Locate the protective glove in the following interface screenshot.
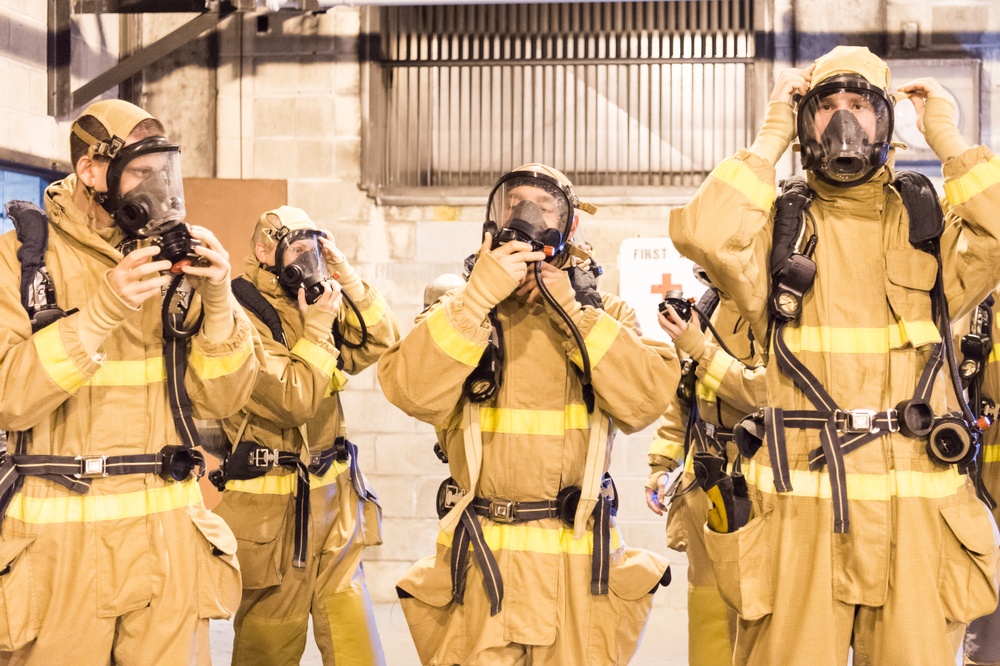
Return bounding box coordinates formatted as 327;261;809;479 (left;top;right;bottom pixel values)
329;258;366;301
693;452;752;533
540;266;584;336
197;276;236;344
77;272;139;356
922;96;969;163
749;100;796;166
458;250;520;327
672;323;707;362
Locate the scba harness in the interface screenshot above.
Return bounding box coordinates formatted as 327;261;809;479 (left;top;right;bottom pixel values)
0;201;205;524
735;172;989;534
210;277;376;569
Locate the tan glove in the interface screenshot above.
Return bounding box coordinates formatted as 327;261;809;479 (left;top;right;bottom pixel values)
329;258;366;301
198;278;236;344
458;250;520;327
749;101;796;166
302;303;338;346
922;96;969;163
77;273;139;356
672;323;707;362
540;267;583;335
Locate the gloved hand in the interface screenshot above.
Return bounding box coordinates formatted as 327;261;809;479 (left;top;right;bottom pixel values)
318;233;366;301
693;452;752;533
300;281;341;344
518;262;583;335
458;234;544;327
898;78;969;162
183;226;236;343
78;267;148;356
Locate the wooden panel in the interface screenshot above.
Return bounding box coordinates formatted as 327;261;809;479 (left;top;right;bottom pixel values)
184;177;286;509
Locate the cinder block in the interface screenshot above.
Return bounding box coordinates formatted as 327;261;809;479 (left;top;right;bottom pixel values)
295;138;334;179
215;138;242;179
415;221;482;263
386;221;415;261
289;180;370;223
365;473;419;518
9;16;43;66
334;138;361;181
5;62;30;114
252;58;300;96
333;95;361;137
297;59;336;94
334;7;362;37
253;96;293;138
360;560;415;603
340;389;423;434
374;433;450;477
333;63;361;97
369;517;439;562
251;137;292;180
295;96;336;137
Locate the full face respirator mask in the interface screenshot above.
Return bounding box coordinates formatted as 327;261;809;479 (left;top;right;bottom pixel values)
273;228;330;304
797;74;894;188
483;169;576;262
103;136;195;271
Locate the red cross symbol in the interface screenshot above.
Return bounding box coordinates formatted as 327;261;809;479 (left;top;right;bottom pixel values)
650;274;682;297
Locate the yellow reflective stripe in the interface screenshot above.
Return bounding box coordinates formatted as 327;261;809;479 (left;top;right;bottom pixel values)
33;323;89;393
188;339;253;381
290;338;339;377
944;156;1000;207
225;460;350;494
745;459;966;500
86;357;165;386
569;313;619;369
984;443;1000;465
479;404;590;436
323;368;350;397
782;322;939;354
6;478;202;524
437;523;624;555
710;159;776;211
648;437;684;463
345;293;387;329
696;348;735;402
426;307;485;367
988;345;1000;366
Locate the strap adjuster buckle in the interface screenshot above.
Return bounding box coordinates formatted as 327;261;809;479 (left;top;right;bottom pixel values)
249;448;279;468
74;455;108;479
885;408;900;433
488;498;516;523
839;409;877;434
704;423;716;439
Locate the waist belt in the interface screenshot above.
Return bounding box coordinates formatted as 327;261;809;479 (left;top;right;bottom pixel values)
308;437;377;504
0;445;205;525
451;476;617;616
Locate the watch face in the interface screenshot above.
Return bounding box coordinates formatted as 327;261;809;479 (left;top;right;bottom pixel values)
893;86;961;153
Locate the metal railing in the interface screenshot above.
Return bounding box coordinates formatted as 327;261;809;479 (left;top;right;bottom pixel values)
363;1;755;199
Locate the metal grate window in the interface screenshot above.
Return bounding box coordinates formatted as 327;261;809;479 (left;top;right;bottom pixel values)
362;1;755;199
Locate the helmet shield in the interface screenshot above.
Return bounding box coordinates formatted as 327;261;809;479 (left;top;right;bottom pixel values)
107;136;186;237
798;74;893;187
275;229;330;303
485;170;574;260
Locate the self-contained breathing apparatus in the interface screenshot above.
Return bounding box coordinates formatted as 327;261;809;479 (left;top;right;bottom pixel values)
733;171;992;533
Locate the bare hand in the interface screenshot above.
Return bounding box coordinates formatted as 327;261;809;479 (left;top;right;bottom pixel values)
645;473;670;515
516;260;570;303
480;232;546;284
318;231;346;265
297;280;342;316
108;245;172;308
658;305;700;340
771;64;814;104
897;78;948;133
181;225;231;288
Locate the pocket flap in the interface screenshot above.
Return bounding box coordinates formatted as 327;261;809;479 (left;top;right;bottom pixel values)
941;496;999;557
608;548;671;601
0;537;34;573
885;250;938;291
397;555;454;608
213;493;289;545
189;509;238;556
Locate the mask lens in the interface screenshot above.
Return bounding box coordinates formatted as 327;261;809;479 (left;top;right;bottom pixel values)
485;172;573;258
115;146;186;237
277;230;330;303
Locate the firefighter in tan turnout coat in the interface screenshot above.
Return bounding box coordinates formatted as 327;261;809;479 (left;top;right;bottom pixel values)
379;163;678;665
671;45;1000;665
213;206;398;665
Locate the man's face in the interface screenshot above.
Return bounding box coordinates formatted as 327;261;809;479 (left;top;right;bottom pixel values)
812;91;877;141
118;150;170;197
503;185;564;231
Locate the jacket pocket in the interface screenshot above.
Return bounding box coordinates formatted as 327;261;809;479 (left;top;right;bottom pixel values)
588;548;665;665
360;490;383;547
884;249;940;347
0;537;37;651
190;509;243;620
704;508;775;620
214;492;290;590
396;554;464;665
938;494;1000;623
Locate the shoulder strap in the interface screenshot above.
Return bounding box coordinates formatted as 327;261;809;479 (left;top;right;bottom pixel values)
894;170;945;250
769;176;814;280
4;200;70;332
231;276;287;347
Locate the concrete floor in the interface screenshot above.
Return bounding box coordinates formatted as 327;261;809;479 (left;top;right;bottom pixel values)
209;585;689;665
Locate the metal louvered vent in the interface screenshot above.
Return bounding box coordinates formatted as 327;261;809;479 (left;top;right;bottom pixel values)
362;1;755;200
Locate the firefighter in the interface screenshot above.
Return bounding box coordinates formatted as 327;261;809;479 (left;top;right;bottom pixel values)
671;45;1000;664
378;163;678;664
212;206;398;665
0;99;258;663
645;285;766;665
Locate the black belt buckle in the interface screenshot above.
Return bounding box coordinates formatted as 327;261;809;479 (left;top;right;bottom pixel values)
838;409;877;434
435;477;465;519
160;446;204;482
74;455;107;479
488;498;516;523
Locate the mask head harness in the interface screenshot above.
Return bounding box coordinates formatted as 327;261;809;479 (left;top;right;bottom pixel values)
797;73;894;188
483;165;591;262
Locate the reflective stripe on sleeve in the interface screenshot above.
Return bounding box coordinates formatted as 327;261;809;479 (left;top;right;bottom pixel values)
34;323;90;393
710;159;777;211
290;338;339;377
569;313;619;370
188;337;254;381
648;436;684;464
426;307;486;367
345;293;387;329
696;347;735;402
944;156;1000;207
6;478;202;524
745;459;966;500
479;404;590;436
